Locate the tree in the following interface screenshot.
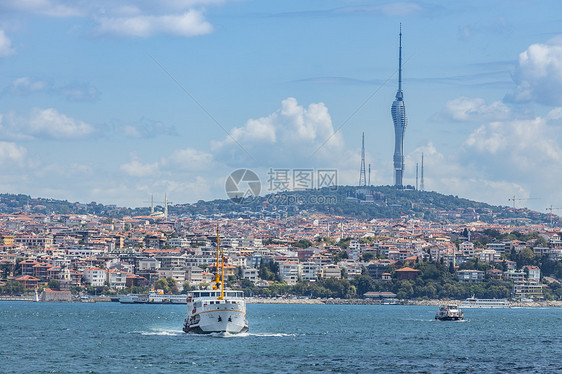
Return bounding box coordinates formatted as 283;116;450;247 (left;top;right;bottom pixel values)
48;280;60;291
360;252;375;262
351;275;373;296
154;278;170;293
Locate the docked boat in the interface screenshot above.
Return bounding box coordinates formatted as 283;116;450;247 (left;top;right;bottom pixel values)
459;296;511;308
183;226;248;334
147;289;188;304
118;291;187;304
118;293;148;304
435;304;464;321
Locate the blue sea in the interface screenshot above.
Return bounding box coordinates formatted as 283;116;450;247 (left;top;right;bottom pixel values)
1;302;561;373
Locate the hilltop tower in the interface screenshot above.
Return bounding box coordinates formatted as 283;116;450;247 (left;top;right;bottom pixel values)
391;25;408;188
420;153;424;191
359;132;367;187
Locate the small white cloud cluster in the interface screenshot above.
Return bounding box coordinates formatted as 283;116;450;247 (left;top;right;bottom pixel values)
0;108;94;140
510;38;562;105
95;10;212;38
0;141;27;167
213;97;344;167
5;77;100;102
1;0;222;38
0;30;15;57
442;96;511;122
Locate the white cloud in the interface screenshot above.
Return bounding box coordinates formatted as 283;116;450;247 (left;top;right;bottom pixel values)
167;148;213;170
7;77;49;94
120;159;159;177
0;30;15;57
112;118;177;138
465;117;561;167
0;1;225;38
404;143;530;209
0;0;82;17
60;83;100;101
0;141;27;167
213;97;344;167
0;108;95;140
509;38;562;105
95;10;212;38
441;97;511;122
28;108;94;139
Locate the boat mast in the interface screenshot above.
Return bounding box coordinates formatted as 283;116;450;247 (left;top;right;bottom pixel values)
214;224;221;289
220;235;225;301
213;224;225;300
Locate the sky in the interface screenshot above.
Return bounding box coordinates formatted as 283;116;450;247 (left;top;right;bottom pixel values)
0;0;562;212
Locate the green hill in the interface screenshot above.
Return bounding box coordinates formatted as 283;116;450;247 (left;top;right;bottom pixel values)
0;187;556;225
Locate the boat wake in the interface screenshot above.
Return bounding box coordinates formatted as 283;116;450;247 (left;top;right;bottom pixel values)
135;329;183;336
247;333;296;338
185;332;296;339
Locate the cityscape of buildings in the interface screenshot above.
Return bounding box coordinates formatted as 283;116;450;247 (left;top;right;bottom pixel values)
1;206;560;301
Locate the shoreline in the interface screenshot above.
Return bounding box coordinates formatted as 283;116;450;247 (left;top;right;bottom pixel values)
2;296;561;307
246;297;562;307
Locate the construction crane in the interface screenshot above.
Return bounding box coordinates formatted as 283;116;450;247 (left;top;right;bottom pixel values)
546;205;562;227
508;195;539;209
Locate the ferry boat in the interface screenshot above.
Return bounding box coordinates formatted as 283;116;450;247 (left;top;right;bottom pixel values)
435;304;464;321
459;296;511;308
183;226;248;334
118;293;148;304
118;290;187;304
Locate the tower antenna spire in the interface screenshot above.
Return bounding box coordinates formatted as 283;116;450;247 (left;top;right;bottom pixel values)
398;23;402;96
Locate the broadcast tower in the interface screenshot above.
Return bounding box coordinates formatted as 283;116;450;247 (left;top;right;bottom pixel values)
391;25;408;188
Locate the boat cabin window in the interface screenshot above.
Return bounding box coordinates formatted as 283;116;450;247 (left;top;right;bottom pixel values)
200;292;210;297
225;291;243;298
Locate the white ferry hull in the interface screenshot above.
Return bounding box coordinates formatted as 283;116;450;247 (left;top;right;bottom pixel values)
183;298;248;334
460;298;511;308
184;309;248;334
119;294;148;304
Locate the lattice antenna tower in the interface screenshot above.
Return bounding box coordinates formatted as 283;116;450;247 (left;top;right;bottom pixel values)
359;132;367;186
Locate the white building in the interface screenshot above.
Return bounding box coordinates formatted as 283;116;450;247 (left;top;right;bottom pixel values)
241;267;259;283
107;269;128;289
83;267;107;287
321;264;341;279
279;261;300;285
300;262;320;281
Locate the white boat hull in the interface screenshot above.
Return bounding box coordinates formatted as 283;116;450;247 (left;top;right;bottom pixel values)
184;300;248;334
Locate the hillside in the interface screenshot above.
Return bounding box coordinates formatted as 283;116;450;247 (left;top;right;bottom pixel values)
0;186;555;225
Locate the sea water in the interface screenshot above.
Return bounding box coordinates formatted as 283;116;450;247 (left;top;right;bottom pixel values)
1;302;561;373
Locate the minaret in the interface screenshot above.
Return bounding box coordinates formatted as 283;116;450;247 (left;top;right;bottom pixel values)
368;164;371;186
391;24;408;188
164;193;168;218
359;132;366;187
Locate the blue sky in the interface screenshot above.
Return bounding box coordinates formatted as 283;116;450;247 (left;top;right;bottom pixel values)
0;0;562;212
